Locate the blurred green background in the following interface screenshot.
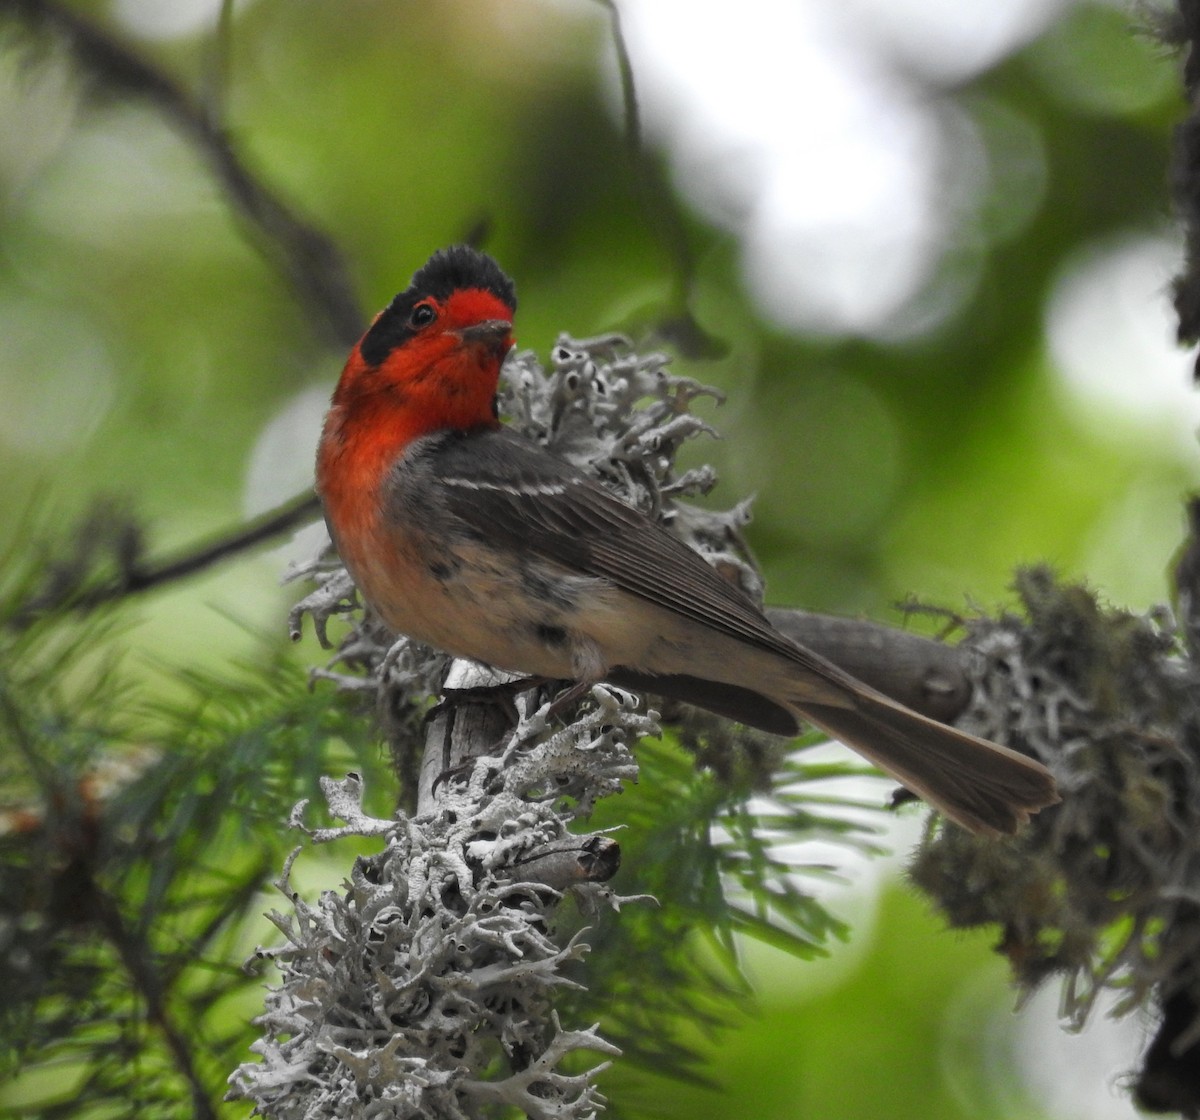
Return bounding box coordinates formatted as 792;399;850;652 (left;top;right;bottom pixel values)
0;0;1190;1116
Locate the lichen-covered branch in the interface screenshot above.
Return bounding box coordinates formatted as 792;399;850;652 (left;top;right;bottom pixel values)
229;749;637;1119
909;563;1200;1115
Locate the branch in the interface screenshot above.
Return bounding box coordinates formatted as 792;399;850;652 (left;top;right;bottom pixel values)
12;490;320;625
909;559;1200;1118
590;0;725;358
275;336;1200;1119
230;684;641;1119
766;607;971;723
0;0;367;621
1;0;366;349
592;0;641;154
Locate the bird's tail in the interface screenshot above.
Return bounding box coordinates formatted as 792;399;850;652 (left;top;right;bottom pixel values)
795;689;1058;836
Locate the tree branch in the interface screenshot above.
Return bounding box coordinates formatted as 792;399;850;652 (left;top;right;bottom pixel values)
0;0;366;622
252;338;893;1117
766;607;971;723
12;490;320;625
0;0;366;349
590;0;725;358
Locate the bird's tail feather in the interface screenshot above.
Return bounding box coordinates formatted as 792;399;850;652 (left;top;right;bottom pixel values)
796;690;1058;836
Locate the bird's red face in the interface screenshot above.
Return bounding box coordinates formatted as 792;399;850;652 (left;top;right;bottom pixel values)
318;247;519;527
331;247;518;437
416;286;515;363
339;285;513;405
382;285;513;398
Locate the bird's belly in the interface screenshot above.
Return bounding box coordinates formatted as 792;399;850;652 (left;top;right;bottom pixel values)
339;524;790;696
344;529;631;680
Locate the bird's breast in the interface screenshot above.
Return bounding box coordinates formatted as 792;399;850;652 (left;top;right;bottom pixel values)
344;508;624;681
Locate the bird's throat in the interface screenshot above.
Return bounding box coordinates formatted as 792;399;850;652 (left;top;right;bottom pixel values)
316;349;502;549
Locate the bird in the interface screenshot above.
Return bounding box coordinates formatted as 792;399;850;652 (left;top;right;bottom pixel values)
315;245;1059;835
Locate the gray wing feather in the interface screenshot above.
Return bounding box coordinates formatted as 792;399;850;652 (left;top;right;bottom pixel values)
424;427;857;684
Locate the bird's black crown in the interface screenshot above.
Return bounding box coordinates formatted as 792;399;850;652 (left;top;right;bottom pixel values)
410;246;516;312
358;246;517;366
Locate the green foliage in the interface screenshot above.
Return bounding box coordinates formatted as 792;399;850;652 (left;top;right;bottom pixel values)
0;550;391;1118
1;510;881;1120
563;735;881;1100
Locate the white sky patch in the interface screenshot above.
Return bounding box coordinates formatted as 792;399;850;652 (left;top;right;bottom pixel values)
746;739;926;906
1010;985;1147;1120
618;0;1064;337
940;971;1147;1120
110;0;1075;340
243;385;330;568
839;0;1072;83
243;385;327;518
110;0;236;41
740;86;946;335
1046;235;1199;451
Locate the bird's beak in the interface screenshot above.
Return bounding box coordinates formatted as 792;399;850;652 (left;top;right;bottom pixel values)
457;319;513;351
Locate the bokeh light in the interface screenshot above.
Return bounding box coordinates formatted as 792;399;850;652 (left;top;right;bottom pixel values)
619;0;1070;338
1047;233;1195;447
0;298;114;458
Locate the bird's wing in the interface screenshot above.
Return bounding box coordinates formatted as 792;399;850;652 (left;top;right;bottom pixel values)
414;429;1064;837
418;426;854;686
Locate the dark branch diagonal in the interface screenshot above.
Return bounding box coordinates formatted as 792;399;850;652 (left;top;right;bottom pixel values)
0;0;366;349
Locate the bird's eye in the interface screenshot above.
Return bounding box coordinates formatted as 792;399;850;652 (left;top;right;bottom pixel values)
410;302;436;328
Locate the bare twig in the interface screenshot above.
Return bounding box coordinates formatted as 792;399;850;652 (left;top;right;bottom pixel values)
13;490;320;625
199;0;237;130
0;0;363;619
589;0;724;357
591;0;641;154
84;490;320;603
1;0;366;349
